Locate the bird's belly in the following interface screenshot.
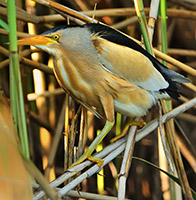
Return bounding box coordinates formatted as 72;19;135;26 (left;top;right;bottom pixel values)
114;100;151;117
112;83;156;117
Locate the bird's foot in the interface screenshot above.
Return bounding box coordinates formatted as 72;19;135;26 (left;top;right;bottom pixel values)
88;156;104;167
70;120;114;168
129;120;146;128
70;154;104;168
110;118;146;143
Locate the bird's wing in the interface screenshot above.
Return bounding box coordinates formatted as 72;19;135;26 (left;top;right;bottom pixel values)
85;23;189;95
91;35;168;92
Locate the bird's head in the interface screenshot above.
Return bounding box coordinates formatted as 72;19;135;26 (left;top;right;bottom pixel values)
17;25;70;57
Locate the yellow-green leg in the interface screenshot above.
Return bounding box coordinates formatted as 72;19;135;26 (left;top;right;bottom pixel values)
71;120;115;168
110;117;146;144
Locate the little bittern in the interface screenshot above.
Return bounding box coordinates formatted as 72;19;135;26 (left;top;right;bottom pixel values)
17;23;189;167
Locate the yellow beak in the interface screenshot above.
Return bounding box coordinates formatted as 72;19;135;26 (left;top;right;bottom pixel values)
17;35;52;46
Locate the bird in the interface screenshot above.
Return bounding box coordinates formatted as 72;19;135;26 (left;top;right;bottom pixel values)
17;22;190;167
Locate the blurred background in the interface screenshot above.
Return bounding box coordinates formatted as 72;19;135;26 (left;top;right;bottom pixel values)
0;0;196;199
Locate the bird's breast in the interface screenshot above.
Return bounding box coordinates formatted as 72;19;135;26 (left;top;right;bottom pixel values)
53;56;102;109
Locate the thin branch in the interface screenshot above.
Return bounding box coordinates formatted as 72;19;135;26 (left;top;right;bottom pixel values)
28;111;54;134
153;48;196;76
0;0;40;23
148;0;160;42
27;88;64;101
34;98;196;199
33;0;94;23
38;8;196;22
118;123;138;200
45;101;65;178
158;101;174;172
112;16;138;29
136;98;196;142
176;134;196;173
57;143;126;198
34;138;126;200
66;190;131;200
0;27;33;37
23;159;60;200
0;45;53;74
167;48;196;56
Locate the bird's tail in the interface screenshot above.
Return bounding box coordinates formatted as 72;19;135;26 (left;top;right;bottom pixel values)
157;63;190;84
153;59;190;100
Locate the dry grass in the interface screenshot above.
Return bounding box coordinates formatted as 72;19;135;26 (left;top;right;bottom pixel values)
0;0;196;199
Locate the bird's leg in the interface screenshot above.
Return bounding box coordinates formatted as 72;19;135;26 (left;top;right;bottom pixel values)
71;120;114;168
110;117;146;143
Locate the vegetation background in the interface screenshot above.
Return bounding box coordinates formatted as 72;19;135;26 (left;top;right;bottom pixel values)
0;0;196;199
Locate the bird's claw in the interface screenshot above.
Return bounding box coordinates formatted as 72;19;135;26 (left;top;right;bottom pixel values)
110;120;146;143
70;155;104;168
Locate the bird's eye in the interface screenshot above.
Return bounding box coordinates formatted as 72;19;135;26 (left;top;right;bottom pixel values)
52;34;60;41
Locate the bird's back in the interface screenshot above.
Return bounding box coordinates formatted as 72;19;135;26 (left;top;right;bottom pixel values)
84;23;190;100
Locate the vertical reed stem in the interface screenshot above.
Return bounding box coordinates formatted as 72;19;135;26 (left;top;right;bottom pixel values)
7;0;30;159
